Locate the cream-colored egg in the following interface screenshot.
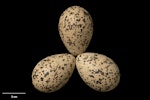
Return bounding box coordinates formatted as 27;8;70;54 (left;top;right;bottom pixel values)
76;52;120;92
32;53;76;93
58;5;93;56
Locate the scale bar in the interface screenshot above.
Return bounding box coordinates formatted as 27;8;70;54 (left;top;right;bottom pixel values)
2;92;26;94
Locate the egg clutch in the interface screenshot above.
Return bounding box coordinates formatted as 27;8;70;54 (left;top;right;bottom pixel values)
32;6;120;93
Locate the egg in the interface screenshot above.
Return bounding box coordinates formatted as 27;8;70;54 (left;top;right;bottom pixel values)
58;5;93;56
76;52;120;92
32;53;76;93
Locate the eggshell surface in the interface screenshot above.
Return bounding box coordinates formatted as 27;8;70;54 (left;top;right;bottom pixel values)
32;53;76;93
58;6;93;56
76;52;120;92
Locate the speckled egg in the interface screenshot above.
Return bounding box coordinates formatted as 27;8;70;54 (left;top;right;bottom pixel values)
76;52;120;92
58;5;93;56
32;53;76;93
